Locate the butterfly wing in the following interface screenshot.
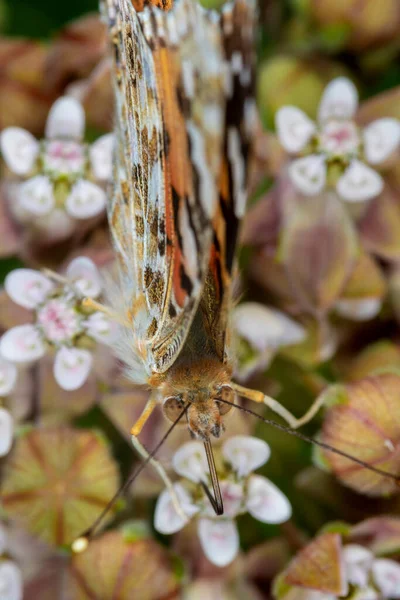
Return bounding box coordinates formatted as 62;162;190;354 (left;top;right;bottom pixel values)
105;0;226;376
200;0;258;362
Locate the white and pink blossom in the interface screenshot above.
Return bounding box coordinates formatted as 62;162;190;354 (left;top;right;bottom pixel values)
0;358;18;458
233;302;306;381
154;436;291;567
0;97;113;232
0;257;114;391
0;560;23;600
276;77;400;202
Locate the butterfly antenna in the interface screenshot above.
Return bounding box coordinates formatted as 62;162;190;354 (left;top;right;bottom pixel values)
203;439;224;516
217;397;400;485
72;404;188;554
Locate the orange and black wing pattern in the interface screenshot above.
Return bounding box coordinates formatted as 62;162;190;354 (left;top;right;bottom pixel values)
201;0;258;362
104;0;226;376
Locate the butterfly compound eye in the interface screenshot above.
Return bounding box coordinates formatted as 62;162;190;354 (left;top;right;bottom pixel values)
216;384;234;416
163;395;186;423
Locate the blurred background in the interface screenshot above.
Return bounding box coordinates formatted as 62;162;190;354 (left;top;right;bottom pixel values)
1;0;400;597
1;0;97;36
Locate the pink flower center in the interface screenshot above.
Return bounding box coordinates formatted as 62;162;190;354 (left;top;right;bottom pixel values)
36;298;81;344
43;140;85;176
319;120;359;156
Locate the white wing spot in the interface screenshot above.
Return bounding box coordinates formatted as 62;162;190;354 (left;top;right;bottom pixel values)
187;120;216;219
228;126;246;218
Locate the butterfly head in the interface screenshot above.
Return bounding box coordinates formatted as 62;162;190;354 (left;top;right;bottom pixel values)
163;383;234;441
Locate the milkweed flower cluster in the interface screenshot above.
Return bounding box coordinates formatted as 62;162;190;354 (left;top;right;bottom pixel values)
276;77;400;202
0;96;113;239
0;257;114;391
154;436;292;567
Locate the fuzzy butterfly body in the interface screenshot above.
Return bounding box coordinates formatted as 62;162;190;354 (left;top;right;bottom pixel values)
104;0;256;440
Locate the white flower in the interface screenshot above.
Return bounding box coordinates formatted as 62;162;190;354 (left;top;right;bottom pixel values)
0;96;113;224
335;298;382;322
0;408;14;457
0;356;23;458
0;561;23;600
342;544;374;588
233;302;306;381
66;257;102;298
0;128;39;175
154;483;199;535
0;358;18;397
154;436;291;567
372;558;400;599
53;347;93;392
0;258;111;391
276;77;400;202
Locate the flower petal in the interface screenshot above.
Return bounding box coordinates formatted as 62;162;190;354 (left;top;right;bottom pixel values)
5;269;53;309
0;408;13;456
53;347;93;391
89;133;114;181
342;544;374;588
0;561;23;600
337;160;383;202
318;77;358;123
84;312;116;344
197;518;239;567
45;96;85;140
172;440;208;483
372;558;400;598
18;175;55;216
335;298;382;321
275;106;316;153
154;483;198;534
0;325;45;363
0;127;39;175
246;475;292;524
336;160;384;202
65;180;106;219
0;358;18;396
233;302;306;352
66;257;102;298
222;435;270;477
363;118;400;165
220;481;245;518
288;155;327;196
41;209;75;242
201;480;245;518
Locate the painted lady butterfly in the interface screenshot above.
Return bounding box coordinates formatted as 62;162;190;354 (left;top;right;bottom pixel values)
101;0;257;512
72;1;400;550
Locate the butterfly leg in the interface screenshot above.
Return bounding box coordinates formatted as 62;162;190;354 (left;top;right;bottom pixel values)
131;395;158;436
131;434;189;522
81;297;129;327
130;395;189;521
231;383;325;429
41;268;69;286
